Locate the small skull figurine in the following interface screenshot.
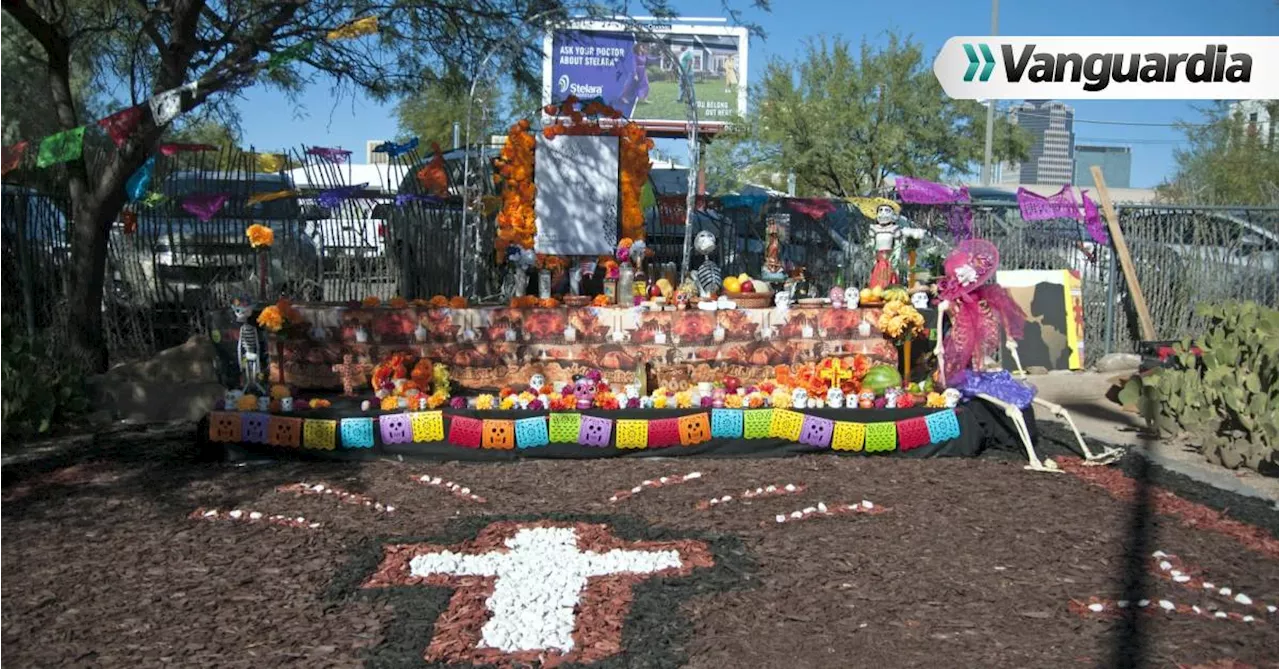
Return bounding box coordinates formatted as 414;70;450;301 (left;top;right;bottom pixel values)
712;388;727;409
828;286;845;309
807;397;821;409
943;388;962;408
774;291;791;310
826;387;845;408
845;286;860;309
910;291;930;310
790;387;809;409
884;387;903;409
857;391;876;409
845;391;860;408
624;384;640;400
572;375;597;410
639;396;655;409
529;373;547;392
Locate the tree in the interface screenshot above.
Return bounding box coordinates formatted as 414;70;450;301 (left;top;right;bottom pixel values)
745;34;1028;197
0;9;102;145
1157;101;1279;206
395;68;499;150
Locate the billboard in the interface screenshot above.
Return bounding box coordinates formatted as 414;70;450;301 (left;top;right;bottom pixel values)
543;21;749;133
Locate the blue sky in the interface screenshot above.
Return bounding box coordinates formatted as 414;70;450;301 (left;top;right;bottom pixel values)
234;0;1279;188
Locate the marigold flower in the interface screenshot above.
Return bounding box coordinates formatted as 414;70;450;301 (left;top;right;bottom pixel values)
449;296;468;308
362;296;381;307
256;305;284;332
388;296;408;309
246;223;274;248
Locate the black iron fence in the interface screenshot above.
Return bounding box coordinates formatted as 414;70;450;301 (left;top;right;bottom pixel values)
3;148;1275;365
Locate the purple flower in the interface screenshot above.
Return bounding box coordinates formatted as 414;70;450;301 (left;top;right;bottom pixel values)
585;368;603;382
873;397;887;409
625;397;640;409
450;396;467;409
700;396;714;408
528;399;545;411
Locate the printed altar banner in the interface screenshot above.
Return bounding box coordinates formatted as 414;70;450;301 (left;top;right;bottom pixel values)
1080;192;1109;245
150;82;197;126
544;22;748;129
36;127;85;167
126;156;156;202
373;137;419;158
1017;185;1079;221
534;134;619;256
306;146;352;164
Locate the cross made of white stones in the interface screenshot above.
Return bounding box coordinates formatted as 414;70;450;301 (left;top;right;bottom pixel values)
363;522;711;664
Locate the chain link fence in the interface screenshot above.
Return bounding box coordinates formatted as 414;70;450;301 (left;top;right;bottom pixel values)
3;150;1275;366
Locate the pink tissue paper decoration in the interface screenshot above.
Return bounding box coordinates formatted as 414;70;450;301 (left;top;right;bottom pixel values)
97;107;144;147
896;177;970;205
306;146;352;164
1016;185;1079;221
181;193;230;222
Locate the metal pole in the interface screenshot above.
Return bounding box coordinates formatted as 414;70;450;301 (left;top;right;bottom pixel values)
1104;240;1117;355
980;0;999;186
452;122;461;150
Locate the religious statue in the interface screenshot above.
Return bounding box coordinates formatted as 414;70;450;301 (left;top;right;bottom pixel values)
762;215;789;283
865;199;924;290
230;296;267;396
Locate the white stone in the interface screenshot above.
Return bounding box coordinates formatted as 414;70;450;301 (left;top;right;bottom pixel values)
1214;612;1228;619
229;510;243;519
386;506;395;512
775;515;786;523
1243;615;1255;623
765;485;776;492
1151;550;1168;558
431;477;442;485
1158;600;1175;611
203;509;218;517
784;484;796;492
1203;582;1215;589
642;480;653;486
754;488;764;494
1267;605;1277;613
1158;561;1172;571
1219;587;1232;596
1137;599;1150;607
1087;603;1104;612
1173;575;1191;583
631;487;642;493
460;487;471;494
1116;600;1129;608
862;500;874;509
1192;606;1201;614
309;522;320;528
249;512;263;520
790;511;803;519
295;517;305;523
420;475;430;482
817;503;828;513
1234;593;1252;605
802;507;817;515
659;477;669;483
720;495;732;502
685;472;702;479
608;496;618;503
409;527;682;653
312;484;326;492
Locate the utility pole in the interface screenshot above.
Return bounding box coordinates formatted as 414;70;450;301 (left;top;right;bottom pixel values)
453;121;461;150
980;0;999;186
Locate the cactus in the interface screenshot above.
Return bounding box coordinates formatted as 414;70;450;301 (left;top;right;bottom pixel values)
1120;302;1278;473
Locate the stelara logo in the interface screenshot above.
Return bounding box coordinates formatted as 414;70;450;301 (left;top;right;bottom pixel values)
555;74;603;97
935;36;1279;100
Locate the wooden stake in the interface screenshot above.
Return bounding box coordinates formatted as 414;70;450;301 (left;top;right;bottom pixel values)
1090;166;1156;342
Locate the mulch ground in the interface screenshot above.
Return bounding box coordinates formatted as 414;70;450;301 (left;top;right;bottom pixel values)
2;423;1276;668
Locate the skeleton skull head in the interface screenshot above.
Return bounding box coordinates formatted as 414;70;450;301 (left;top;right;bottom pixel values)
529;373;546;392
943;388;962;408
826;387;845;408
230;298;255;323
790;387;809;408
844;286;860;308
884;387;903;409
911;291;930;310
573;376;597;408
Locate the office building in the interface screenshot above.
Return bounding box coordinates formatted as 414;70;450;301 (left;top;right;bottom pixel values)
1074;145;1132;188
1231;100;1276;148
1005;100;1075;185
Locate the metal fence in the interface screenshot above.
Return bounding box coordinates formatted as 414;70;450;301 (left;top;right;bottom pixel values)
2;151;1275;365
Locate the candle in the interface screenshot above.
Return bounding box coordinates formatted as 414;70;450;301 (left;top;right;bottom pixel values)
564;326;577;342
654;330;667;345
505;329;518;342
713;326;726;343
858;321;872;337
802;325;814;339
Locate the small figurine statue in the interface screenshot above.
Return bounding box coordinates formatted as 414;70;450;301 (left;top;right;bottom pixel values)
231;297;267;396
693;231;721;298
773;290;791;311
712;388;727;408
828;286;845;309
857;390;876;409
943;387;962;408
762;215;789;283
572;375;597;410
866;199;925;290
826;387;845;408
911;291;930;310
529;373;547;393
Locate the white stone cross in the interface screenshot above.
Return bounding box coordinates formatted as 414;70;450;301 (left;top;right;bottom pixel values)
408;526;682;653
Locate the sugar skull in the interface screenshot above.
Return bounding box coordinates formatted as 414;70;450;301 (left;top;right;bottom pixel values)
224;389;244;410
845;286;860;309
884;387;903;409
573;375;597;410
826;387;845;408
529;373;546;392
829;286;845;309
943;388;962;408
845;392;860;408
858;391;876;409
911;291;930;310
280;396;294;412
639;396;655;409
712;388;727;409
790;387;809;409
774;291;791;310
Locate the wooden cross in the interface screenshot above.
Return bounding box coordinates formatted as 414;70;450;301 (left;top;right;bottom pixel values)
818;357;853;390
331;354;372;396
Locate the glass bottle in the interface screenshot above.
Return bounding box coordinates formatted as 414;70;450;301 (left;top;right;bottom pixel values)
618;265;635;306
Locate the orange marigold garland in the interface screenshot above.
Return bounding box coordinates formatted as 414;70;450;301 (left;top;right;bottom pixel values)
495;99;651;262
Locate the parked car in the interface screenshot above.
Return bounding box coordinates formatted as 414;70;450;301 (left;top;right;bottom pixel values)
108;171;323;308
302;198;396;259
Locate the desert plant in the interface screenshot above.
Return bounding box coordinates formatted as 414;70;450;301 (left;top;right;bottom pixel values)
1;317;90;442
1120;301;1279;472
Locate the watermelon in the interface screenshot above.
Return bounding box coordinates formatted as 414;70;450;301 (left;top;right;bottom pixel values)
862;365;903;396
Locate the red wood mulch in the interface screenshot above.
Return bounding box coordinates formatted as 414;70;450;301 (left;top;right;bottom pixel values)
1;439;1276;668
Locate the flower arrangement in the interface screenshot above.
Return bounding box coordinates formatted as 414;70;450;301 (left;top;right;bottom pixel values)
256;298;304;333
537;255;569;272
426;391;448;409
246;223;274;248
591;295;611;307
499;396;517;410
594;391;620;410
496;98;652;260
428;295;449;308
475;394;495;410
362;296;381;307
616;237;634;262
510;295;539;309
388;296;409;309
878;301;926;340
538;297;560;308
381;395;400;410
449;296;468;308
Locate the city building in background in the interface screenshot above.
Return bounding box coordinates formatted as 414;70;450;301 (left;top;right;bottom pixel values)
1230;100;1277;148
1004;100;1076;185
1074;145;1132;188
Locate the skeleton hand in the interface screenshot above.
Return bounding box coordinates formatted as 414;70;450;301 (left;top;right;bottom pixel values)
243;352;258;361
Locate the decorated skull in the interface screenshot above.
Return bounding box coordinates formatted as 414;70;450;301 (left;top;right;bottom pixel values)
844;286;860;309
694;230;717;256
624;383;640;400
529;373;546;392
943;388;962;408
826;387;845;408
910;291;930;310
712;388;727;409
639;396;655;409
573;375;597;409
857;391;876;409
774;291;791;309
828;286;845;309
884;387;903;409
790;387;809;408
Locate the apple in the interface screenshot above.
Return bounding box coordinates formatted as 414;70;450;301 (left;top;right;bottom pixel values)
740;280;756;293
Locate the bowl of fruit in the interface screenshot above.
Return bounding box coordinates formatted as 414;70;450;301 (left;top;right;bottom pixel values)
858;285;909;307
722;273;773;308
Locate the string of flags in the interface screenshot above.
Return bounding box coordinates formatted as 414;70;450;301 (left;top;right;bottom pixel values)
0;14;382;177
207;407;967;453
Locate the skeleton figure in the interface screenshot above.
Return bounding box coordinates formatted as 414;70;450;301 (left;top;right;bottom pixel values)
231;297;266;396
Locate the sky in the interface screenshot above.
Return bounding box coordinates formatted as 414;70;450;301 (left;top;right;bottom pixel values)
234;0;1280;189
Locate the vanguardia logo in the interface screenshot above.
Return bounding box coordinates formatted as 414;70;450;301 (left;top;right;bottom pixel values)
963;44;996;82
1001;44;1252;91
